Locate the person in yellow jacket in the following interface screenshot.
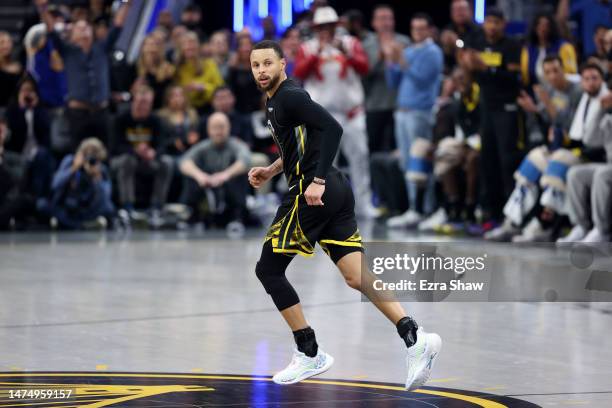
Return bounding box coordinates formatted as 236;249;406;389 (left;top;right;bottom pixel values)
521;13;577;87
175;31;224;111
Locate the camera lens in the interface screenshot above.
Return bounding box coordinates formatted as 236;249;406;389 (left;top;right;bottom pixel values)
87;156;98;165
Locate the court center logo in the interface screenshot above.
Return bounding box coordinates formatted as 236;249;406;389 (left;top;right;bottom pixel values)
0;372;541;407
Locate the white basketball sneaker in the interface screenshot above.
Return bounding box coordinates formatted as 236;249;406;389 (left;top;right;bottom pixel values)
272;348;334;385
405;327;442;391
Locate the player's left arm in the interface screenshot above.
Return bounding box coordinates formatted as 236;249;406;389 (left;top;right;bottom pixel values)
283;90;343;205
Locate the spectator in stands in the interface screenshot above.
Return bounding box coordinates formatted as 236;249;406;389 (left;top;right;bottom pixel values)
419;67;481;232
0;116;38;230
280;27;300;78
557;0;612;58
385;13;444;228
23;12;67;109
203;86;253;146
209;30;231;80
0;31;23;108
262;16;279;41
179;112;251;227
5;76;56;200
486;61;605;242
460;7;523;228
156;10;174;33
167;24;187;62
342;9;370;41
37;0;130;151
521;13;577;88
44;137;114;229
158;85;200;156
136;35;175;110
227;35;262;114
294;6;378;218
447;0;481;42
560;90;612;243
175;31;224;113
590;25;609;62
111;85;173;228
180;4;205;41
362;4;410;153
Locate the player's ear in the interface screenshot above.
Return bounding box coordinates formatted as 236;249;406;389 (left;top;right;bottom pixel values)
280;57;286;70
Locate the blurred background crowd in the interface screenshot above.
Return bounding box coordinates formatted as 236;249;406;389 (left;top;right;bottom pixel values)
0;0;610;243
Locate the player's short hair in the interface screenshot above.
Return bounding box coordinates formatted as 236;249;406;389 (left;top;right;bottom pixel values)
579;62;605;78
543;54;563;66
252;40;284;59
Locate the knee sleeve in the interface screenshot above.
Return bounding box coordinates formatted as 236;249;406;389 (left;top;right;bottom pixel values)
255;243;300;311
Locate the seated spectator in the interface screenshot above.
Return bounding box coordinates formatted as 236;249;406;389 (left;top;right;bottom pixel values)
158;85;200;156
23;14;67;109
0;31;23;108
42;138;114;230
208;30;231;80
559;90;612;243
486;62;607;242
179;112;251;227
202;86;253;146
5;76;56;200
521;13;577;88
110;85;173;227
227;34;263;114
0;116;38;230
37;0;130;150
174;31;224;113
136;35;175;110
419;67;482;232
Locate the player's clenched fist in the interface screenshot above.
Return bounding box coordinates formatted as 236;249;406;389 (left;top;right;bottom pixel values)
248;167;272;188
304;183;325;206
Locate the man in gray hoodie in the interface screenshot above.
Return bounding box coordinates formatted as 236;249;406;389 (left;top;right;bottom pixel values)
560;90;612;243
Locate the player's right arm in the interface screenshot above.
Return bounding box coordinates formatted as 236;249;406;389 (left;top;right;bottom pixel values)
248;158;282;189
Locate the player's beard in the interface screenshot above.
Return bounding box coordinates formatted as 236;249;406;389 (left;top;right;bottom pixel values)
258;72;281;92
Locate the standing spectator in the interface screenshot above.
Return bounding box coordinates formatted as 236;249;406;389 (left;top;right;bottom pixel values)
294;6;378;218
447;0;482;42
179;112;251;227
560;91;612;243
385;13;444;228
37;0;130;151
167;25;187;62
280;27;301;78
209;30;231;80
342;9;370;41
157;85;200;156
590;25;610;61
136;35;175;110
203;86;253;146
362;4;410;153
44;138;114;230
227;35;263;114
262;16;279;41
175;31;224;113
180;4;205;41
0;31;23;108
461;7;524;225
111;86;173;227
521;13;577;88
5;76;56;200
23;12;68;108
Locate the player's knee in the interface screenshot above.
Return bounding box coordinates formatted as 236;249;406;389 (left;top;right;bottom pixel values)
255;260;286;294
342;269;362;291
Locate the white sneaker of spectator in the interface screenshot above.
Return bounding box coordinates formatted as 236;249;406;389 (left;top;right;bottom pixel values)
418;208;447;232
579;228;610;243
556;225;587;243
484;219;520;242
357;203;382;220
386;210;423;228
512;218;552;242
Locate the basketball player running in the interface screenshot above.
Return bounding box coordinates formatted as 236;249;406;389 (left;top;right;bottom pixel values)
249;40;441;390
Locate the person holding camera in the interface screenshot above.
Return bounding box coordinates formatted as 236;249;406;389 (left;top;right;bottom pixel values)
43;137;114;229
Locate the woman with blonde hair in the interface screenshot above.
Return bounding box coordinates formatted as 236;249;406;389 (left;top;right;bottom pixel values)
158;85;200;155
174;31;224;112
136;34;175;109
